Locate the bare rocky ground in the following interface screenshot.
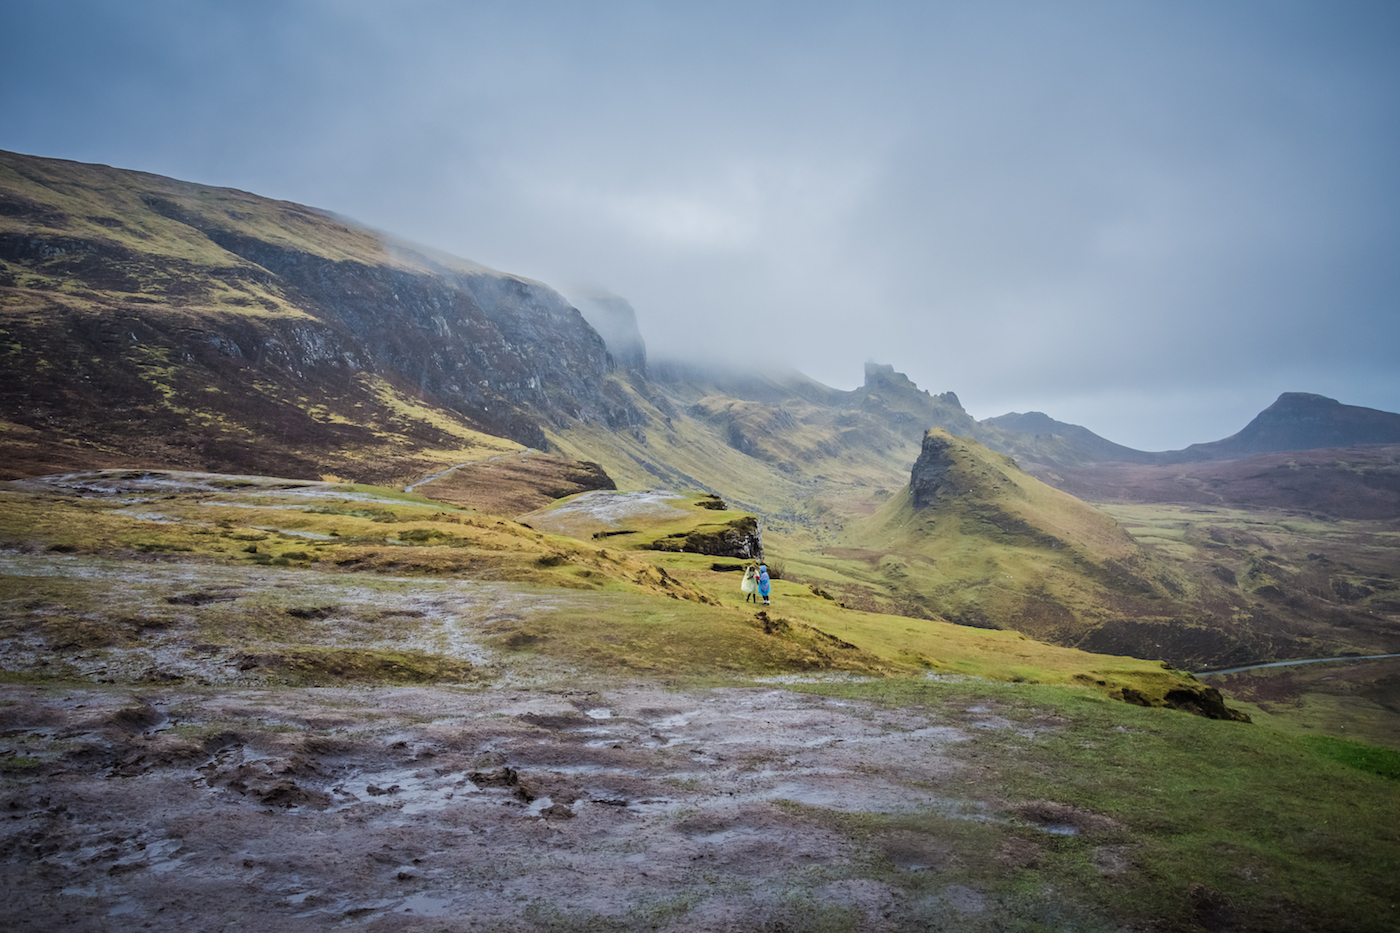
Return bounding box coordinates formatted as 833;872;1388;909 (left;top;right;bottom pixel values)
0;680;1102;932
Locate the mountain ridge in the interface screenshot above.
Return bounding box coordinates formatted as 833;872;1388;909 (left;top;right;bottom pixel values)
983;392;1400;469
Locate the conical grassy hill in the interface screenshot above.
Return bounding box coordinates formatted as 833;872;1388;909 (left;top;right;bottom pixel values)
847;429;1181;645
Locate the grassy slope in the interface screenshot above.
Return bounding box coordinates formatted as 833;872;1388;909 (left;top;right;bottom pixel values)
838;432;1171;642
554;383;1394;680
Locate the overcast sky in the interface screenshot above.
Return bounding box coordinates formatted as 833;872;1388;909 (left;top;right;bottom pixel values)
4;1;1398;449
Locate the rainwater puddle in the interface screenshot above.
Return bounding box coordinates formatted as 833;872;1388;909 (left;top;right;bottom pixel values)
332;767;480;815
753;779;987;820
759;781;914;812
540;763;642;777
112;510;189;524
1038;824;1078;836
752;673;882;685
691;828;762;846
397;893;454;916
649;713;693;730
253;526;336;540
585;708;612;719
620;797;676;816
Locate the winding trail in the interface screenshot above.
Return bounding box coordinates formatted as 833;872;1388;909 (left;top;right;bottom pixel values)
1196;653;1400;677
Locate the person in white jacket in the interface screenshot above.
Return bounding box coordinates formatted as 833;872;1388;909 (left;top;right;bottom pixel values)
741;564;760;603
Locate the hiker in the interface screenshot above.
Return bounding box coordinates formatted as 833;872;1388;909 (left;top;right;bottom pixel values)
741;563;760;603
757;563;771;606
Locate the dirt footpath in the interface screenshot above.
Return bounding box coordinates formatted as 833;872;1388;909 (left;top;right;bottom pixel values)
0;682;1070;932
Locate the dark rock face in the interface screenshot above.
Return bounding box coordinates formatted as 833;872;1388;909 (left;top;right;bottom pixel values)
858;363;976;442
184;229;643;445
909;432;963;510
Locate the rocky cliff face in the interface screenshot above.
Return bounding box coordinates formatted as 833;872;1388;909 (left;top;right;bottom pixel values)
857;363;977;440
138;192;643;443
909;431;964;511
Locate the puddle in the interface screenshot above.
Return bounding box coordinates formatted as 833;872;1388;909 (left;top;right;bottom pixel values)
112;510;192;524
332;767;480;815
253;526;337;540
397;893;454;916
752;673;883;685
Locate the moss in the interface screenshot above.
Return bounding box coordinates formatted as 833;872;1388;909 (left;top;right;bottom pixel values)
1301;734;1400;781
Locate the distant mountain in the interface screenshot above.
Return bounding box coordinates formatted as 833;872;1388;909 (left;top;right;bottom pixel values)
1166;392;1400;462
979;410;1159;465
980;393;1400;469
1037;444;1400;519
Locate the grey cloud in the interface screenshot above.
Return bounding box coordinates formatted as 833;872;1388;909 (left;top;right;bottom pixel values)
2;0;1397;449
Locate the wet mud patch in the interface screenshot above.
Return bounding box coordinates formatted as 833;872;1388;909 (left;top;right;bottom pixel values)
0;682;1049;932
0;551;587;687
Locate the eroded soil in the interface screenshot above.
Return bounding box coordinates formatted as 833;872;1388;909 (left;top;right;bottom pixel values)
0;683;1093;932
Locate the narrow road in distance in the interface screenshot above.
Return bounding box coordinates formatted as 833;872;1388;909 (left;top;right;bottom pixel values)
1197;653;1400;677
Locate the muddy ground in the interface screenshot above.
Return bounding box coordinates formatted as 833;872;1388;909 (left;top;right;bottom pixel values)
0;681;1110;932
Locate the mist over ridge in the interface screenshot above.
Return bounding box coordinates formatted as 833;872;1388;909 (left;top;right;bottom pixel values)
5;2;1399;451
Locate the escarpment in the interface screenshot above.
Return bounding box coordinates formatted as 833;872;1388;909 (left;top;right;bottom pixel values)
0;149;643;477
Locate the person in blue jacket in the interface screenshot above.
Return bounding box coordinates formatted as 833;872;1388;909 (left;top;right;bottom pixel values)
757;563;771;606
